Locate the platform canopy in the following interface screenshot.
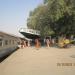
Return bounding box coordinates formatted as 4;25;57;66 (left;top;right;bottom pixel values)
19;28;40;39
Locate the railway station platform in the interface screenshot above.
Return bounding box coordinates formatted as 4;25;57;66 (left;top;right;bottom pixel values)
0;46;75;75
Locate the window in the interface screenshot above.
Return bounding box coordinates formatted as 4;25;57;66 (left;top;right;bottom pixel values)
5;40;8;45
12;40;14;44
9;40;11;44
0;39;3;46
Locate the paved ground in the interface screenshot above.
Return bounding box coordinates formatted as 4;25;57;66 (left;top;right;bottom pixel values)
0;46;75;75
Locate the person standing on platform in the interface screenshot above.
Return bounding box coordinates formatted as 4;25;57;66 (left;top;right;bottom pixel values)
21;40;24;48
35;38;41;49
46;38;50;47
24;40;27;47
27;41;31;47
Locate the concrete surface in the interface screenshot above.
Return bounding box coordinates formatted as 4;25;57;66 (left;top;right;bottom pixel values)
0;46;75;75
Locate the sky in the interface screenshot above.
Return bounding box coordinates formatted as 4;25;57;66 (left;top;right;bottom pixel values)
0;0;43;37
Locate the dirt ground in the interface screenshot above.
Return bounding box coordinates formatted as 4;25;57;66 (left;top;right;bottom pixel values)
0;46;75;75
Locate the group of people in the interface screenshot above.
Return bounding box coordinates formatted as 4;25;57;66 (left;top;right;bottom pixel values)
18;40;30;48
19;37;71;49
19;38;52;49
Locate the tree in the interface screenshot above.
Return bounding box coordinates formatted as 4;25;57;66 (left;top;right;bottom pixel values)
27;5;55;37
27;0;75;37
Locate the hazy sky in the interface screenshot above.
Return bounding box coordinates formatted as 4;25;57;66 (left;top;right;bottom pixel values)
0;0;43;37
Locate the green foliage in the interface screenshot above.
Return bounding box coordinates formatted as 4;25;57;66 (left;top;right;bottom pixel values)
27;0;75;37
44;0;49;4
